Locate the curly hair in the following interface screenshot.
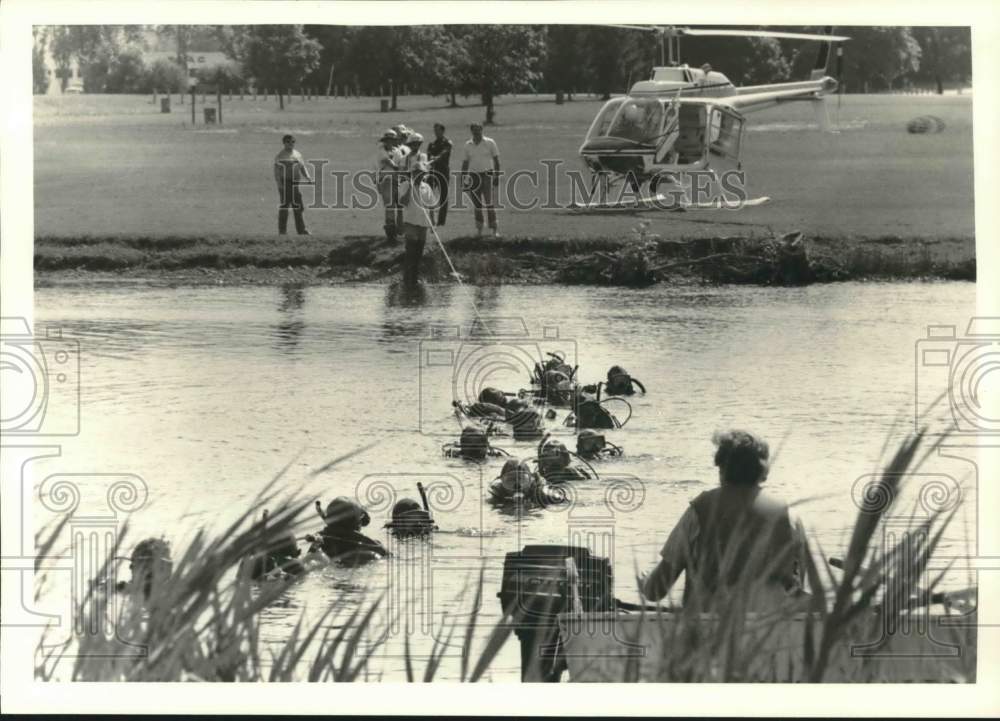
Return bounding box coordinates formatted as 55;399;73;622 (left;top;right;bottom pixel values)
712;429;770;486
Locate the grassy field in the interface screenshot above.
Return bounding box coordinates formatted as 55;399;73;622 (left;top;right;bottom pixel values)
34;92;974;244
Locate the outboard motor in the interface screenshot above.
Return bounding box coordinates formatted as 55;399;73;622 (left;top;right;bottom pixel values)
498;545;615;682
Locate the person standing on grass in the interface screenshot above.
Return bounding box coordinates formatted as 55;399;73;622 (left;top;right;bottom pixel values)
460;122;501;238
427;122;453;227
273;134;312;235
399;134;435;287
639;429;807;612
375;128;402;242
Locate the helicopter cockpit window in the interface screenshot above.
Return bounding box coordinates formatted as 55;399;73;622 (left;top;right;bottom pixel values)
588;98;625;140
606;98;665;145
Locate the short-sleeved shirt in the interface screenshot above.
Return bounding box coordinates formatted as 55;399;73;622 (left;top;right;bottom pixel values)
462;137;499;173
274;148;308;184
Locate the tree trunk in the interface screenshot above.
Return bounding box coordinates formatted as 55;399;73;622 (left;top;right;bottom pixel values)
484;91;495;125
449;90;458;107
391;79;398;111
555;91;564;105
935;75;943;95
279;87;285;110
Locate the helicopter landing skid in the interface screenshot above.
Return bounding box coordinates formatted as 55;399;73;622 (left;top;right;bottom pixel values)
566;194;770;214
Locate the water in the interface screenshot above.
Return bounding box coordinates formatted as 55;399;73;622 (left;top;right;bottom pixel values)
30;280;978;680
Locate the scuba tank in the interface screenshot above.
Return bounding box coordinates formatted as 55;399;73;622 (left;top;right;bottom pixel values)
576;429;623;460
308;497;387;564
442;426;510;460
478;387;511;408
536;434;598;483
566;383;631;430
508;406;545;441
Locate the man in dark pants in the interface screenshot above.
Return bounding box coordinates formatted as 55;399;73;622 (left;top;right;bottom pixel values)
273;134;313;235
426;122;452;226
460;122;501;238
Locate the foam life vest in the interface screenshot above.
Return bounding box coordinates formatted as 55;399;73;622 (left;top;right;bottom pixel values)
683;486;802;609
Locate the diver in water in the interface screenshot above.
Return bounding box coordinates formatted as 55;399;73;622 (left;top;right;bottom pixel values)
507;402;546;441
443;426;510;461
536;436;595;483
488;459;568;508
603;365;646;396
532;353;577;403
115;537;173;600
566;388;621;430
243;509;306;581
306;497;388;565
575;429;624;461
384;497;437;538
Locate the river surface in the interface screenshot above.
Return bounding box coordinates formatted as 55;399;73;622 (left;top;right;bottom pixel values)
30;280;978;680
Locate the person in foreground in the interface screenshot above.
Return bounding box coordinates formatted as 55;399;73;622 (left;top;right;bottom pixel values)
640;429;807;611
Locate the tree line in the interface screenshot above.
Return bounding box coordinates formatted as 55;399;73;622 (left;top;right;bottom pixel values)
34;25;972;120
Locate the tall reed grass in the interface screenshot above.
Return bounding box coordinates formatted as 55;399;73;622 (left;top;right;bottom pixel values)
35;430;975;682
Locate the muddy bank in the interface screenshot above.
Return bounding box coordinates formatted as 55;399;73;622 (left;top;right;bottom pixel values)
34;232;975;287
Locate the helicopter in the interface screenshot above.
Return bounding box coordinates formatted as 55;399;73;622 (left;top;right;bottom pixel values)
575;26;849;210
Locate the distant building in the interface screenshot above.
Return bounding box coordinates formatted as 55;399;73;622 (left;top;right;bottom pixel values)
34;26;241;95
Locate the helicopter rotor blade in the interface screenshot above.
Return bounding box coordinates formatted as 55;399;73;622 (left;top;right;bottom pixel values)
605;24;664;34
678;28;850;42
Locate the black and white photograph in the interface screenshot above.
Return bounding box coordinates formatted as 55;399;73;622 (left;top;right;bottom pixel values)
1;0;998;715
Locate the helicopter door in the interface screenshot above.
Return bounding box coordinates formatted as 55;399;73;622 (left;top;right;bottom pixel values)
708;106;745;163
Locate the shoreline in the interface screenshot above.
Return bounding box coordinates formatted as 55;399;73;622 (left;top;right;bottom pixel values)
35;232;975;288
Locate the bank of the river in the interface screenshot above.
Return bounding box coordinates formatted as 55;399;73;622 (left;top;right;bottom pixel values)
34;232;975;287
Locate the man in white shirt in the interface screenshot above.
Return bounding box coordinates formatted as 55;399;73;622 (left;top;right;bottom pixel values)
273;134;313;235
460;122;501;238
